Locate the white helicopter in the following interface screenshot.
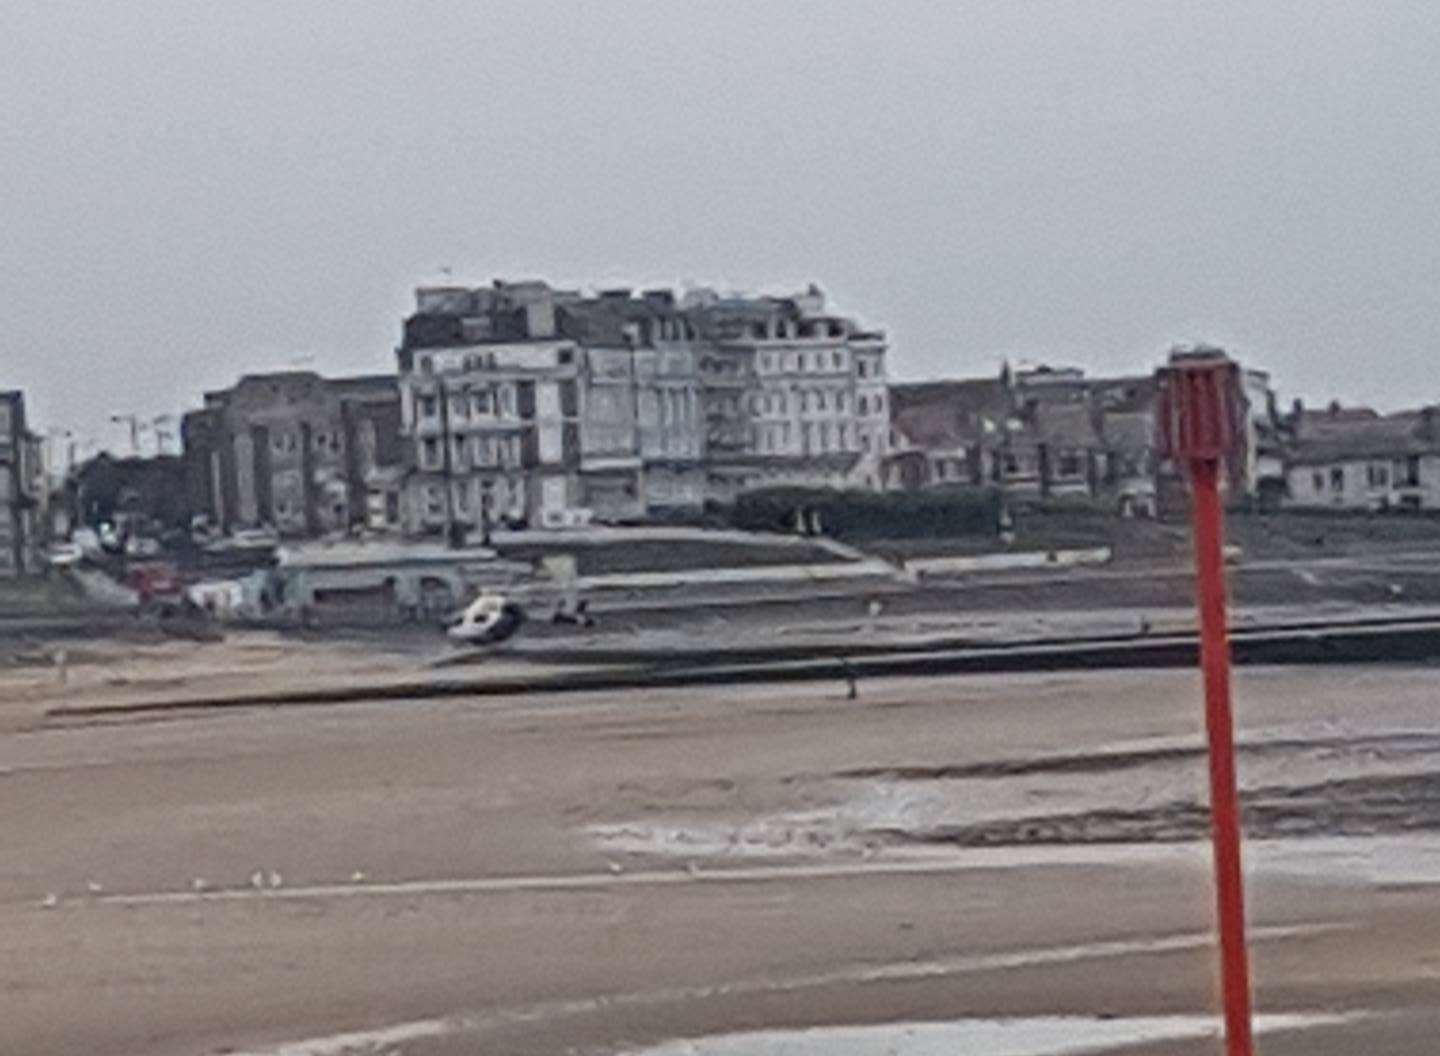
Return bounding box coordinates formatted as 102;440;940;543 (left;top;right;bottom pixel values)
445;591;526;645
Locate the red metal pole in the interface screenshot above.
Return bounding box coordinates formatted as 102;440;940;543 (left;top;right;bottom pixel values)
1189;456;1254;1056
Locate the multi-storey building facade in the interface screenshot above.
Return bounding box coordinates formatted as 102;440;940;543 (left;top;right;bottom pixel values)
396;279;889;533
182;372;403;538
686;284;891;499
0;390;43;575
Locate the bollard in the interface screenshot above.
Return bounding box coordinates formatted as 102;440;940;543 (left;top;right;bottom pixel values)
1155;347;1253;1056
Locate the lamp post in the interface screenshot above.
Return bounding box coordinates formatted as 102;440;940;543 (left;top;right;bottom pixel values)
109;414;141;455
1155;348;1253;1056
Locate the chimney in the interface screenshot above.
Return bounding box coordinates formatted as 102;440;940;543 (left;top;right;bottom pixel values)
525;296;556;339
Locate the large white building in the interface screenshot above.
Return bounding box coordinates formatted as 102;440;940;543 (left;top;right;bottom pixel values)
686;284;890;500
395;280;890;534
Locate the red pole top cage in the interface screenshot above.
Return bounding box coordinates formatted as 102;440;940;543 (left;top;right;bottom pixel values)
1155;348;1245;463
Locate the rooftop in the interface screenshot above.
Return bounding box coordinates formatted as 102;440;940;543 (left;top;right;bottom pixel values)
1288;411;1437;466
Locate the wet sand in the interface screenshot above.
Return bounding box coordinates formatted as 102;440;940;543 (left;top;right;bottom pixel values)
3;664;1440;1053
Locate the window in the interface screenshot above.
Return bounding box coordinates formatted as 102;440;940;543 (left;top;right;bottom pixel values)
1368;463;1389;488
422;437;440;468
558;347;574;365
858;360;869;378
861;432;872;453
420;356;434;376
420;395;438;418
1059;453;1082;477
832;351;843;369
1312;471;1324;492
472;390;492;415
819;422;831;451
858;395;869;415
837;392;847;412
1330;467;1345;491
817;390;827;411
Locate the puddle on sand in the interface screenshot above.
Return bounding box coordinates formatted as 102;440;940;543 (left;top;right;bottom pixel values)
624;1013;1348;1055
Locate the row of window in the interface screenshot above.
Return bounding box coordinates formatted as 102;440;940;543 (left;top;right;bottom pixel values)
748;389;887;417
749;319;847;341
268;429;343;456
1312;457;1422;493
423;478;523;518
753;421;878;455
416;347;577;376
757;350;883;378
418;385;515;421
654;319;696;342
419;434;523;472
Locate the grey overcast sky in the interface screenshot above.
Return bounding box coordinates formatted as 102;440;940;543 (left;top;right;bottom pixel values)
3;1;1439;450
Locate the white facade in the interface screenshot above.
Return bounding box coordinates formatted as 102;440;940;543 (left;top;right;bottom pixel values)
701;297;891;495
401;339;580;534
397;281;890;533
1286;454;1439;510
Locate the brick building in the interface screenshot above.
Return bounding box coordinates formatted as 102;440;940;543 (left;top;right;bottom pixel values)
182;372;404;538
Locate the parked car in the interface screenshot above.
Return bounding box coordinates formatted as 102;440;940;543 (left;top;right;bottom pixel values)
47;542;83;569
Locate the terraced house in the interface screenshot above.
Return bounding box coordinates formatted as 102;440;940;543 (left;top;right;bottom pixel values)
395;279;890;534
1284;404;1440;510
